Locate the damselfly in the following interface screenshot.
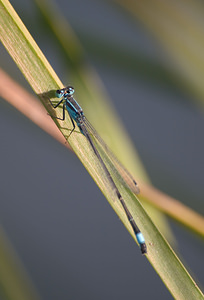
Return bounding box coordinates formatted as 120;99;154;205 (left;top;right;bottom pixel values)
49;86;147;254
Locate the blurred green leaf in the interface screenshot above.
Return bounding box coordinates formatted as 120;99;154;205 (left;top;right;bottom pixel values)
0;227;41;300
111;0;204;108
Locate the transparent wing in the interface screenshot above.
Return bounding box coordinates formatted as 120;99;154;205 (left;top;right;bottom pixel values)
83;117;140;195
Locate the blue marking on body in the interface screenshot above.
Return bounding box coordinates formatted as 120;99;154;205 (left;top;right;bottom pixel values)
136;232;145;245
65;101;79;121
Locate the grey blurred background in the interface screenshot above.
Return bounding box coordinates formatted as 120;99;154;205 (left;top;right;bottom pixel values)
0;0;204;299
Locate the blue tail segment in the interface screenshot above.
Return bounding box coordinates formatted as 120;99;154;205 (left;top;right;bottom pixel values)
136;232;147;255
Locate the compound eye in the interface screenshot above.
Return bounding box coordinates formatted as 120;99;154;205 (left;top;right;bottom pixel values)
67;86;74;96
56;89;64;98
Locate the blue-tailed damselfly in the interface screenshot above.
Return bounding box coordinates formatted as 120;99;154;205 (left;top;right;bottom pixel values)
49;86;147;254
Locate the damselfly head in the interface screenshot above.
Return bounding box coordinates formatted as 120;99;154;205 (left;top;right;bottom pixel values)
56;86;75;98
